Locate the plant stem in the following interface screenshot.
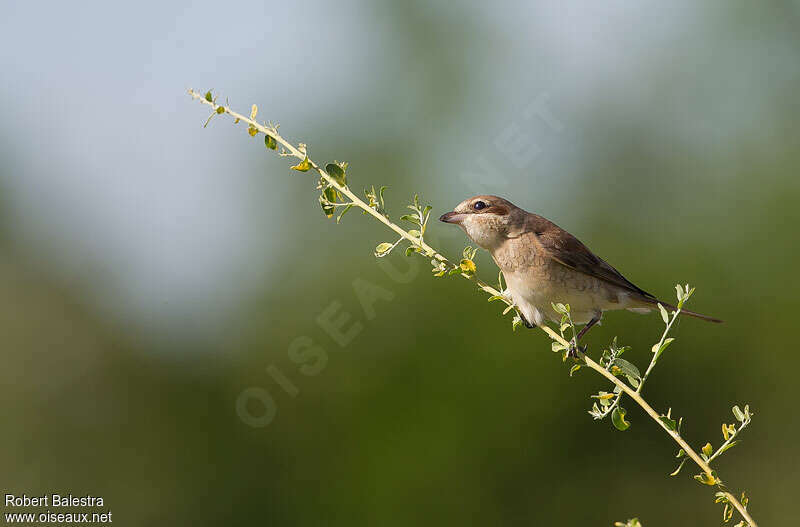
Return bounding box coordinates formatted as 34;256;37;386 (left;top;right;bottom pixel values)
707;418;749;465
594;306;680;421
539;325;755;526
193;91;441;260
637;307;679;393
188;90;757;527
187;89;508;301
594;363;756;526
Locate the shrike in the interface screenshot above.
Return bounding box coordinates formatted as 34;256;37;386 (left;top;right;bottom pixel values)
440;195;721;342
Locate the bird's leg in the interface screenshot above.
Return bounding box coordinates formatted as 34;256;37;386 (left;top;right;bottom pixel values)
568;313;601;358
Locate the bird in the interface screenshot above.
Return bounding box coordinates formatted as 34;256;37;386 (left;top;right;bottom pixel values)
439;195;721;344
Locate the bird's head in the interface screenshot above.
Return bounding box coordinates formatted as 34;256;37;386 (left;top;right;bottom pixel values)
439;195;524;250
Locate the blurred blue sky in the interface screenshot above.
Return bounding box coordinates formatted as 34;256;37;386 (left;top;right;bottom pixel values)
0;1;796;348
1;3;799;525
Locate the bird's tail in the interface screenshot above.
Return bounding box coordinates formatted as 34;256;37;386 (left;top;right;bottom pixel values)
642;297;723;323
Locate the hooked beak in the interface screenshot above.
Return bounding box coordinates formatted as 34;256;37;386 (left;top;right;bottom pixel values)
439;211;467;224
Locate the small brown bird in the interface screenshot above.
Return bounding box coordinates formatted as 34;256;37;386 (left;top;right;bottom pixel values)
440;195;721;341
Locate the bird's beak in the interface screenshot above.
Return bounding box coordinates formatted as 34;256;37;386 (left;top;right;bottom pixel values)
439;211;466;224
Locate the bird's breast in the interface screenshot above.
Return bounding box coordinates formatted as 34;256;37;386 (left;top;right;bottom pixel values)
501;259;620;325
491;236;542;273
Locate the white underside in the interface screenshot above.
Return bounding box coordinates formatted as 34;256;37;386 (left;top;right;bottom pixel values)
504;273;652;326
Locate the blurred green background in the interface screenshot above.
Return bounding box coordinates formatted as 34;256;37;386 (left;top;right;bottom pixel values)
1;1;798;525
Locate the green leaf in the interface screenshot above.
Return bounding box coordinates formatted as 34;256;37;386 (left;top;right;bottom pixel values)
374;242;394;257
552;302;568;314
732;405;745;422
612;407;630;431
325;162;347;186
717;440;739;456
204;90;213;102
658;303;669;324
569;364;581;376
670;458;688;476
612;358;641;382
694;472;718;486
659;415;677;431
336;203;353;224
487;295;505;302
400;214;421;225
511;315;523;331
462;245;478;260
319;187;337;218
265;134;277;150
685;285;695;300
595;391;615;402
702;442;713;458
291;156;311;172
723;503;733;522
651;337;675;356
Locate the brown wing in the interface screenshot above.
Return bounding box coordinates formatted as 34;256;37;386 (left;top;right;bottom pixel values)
526;214;656;300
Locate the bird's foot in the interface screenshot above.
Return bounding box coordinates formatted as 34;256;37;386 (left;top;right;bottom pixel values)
568;340;587;360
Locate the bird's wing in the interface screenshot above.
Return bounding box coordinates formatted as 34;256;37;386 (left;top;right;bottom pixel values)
525;214;656;300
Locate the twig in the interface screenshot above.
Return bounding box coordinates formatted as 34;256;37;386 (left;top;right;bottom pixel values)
187;90;757;527
540;326;756;527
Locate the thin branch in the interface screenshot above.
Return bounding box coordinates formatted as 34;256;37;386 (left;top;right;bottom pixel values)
187;89;509;303
187;90;757;527
541;325;756;527
707;416;750;466
638;305;680;392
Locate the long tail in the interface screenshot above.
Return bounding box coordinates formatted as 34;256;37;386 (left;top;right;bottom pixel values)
643;298;723;323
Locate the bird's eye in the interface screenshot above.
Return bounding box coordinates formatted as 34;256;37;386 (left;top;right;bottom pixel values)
473;201;487;211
